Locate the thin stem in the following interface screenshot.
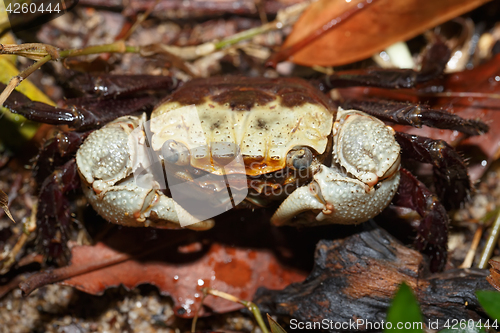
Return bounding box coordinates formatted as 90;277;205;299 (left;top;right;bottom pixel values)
203;288;270;333
190;292;208;333
214;22;277;50
460;224;483;268
478;209;500;269
119;0;160;41
58;41;137;58
0;54;51;106
215;1;310;50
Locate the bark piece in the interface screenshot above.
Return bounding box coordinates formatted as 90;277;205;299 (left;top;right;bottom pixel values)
255;223;493;331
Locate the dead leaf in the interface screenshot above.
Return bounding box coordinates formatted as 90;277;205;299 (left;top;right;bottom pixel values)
276;0;491;66
62;241;305;317
19;214;313;318
487;260;500;291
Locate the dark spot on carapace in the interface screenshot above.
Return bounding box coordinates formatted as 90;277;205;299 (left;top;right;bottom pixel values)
212;120;221;129
257;119;267;130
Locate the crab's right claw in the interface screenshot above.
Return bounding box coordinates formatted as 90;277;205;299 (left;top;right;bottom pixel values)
81;179;214;230
76;114;214;230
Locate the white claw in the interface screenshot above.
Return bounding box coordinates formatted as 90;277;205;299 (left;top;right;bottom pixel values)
272;107;401;226
333;108;400;187
77;114;214;230
271;184;326;226
272;166;400;226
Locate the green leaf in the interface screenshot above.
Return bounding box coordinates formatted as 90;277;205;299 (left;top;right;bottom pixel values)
0;57;56;147
385;282;424;333
267;314;288;333
476;290;500;321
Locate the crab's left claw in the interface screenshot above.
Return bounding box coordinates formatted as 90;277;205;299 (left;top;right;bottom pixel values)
271;166;400;226
271;108;401;226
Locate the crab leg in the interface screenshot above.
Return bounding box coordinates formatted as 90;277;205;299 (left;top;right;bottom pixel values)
34;131;89;185
321;38;451;90
63;73;178;97
1;74;178;130
37;159;80;264
395;131;471;210
343;99;489;136
389;168;449;272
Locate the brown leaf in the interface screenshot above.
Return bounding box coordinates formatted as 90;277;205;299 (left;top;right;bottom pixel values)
20;217;311;318
487;260;500;291
278;0;491;66
63;242;305;317
0;189;15;223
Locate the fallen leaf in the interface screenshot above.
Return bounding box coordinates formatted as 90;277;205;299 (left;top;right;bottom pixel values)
487;260;500;292
275;0;491;66
62;241;305;317
20;213;313;318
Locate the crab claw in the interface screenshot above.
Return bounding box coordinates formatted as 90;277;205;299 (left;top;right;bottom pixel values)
76;114;214;230
81;178;214;230
271;166;400;226
272;108;401;226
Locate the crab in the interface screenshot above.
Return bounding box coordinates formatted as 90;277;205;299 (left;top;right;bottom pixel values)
1;41;488;270
74;76;402;231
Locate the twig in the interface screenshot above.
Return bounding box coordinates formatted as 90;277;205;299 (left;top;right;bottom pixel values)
460;224;483;268
0;54;51;106
119;0;160;41
191;292;208;333
478;210;500;269
201;288;270;333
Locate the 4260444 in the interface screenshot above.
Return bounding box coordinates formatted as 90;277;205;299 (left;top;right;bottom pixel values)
443;319;498;330
5;1;62;14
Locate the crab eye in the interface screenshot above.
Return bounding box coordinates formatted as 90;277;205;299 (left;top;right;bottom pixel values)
287;146;313;170
161;140;190;166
